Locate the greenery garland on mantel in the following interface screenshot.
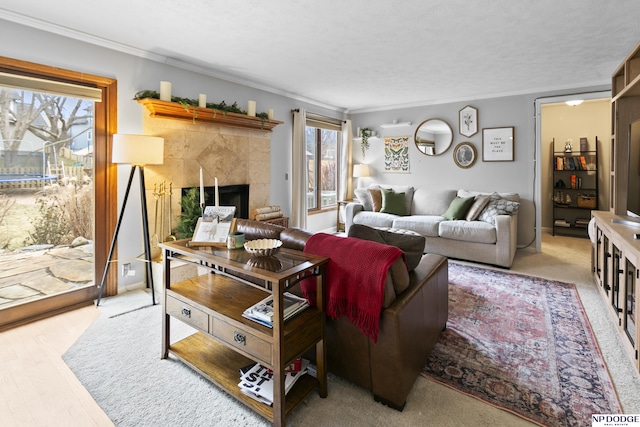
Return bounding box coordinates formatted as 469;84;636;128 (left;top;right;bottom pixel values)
133;90;270;121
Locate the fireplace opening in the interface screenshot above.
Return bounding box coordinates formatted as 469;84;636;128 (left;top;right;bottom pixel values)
182;184;250;219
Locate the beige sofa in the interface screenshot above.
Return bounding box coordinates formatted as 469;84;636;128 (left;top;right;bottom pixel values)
344;186;519;268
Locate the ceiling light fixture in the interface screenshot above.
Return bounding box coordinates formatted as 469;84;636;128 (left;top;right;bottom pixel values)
565;100;584;106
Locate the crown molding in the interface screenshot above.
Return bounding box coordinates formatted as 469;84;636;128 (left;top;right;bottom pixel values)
0;8;347;114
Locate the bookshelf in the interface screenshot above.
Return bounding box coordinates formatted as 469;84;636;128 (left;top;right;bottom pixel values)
552;138;598;237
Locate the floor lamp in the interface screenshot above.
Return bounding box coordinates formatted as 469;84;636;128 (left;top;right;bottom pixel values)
96;134;164;306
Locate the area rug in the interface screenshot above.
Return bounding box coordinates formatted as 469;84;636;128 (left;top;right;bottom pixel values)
422;263;621;427
63;305;270;427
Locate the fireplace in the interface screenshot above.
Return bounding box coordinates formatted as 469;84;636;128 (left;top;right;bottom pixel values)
183;184;250;219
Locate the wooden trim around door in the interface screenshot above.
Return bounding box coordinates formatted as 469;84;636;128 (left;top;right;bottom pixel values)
0;56;117;330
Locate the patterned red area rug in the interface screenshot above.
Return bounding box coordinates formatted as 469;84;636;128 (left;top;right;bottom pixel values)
422;263;621;427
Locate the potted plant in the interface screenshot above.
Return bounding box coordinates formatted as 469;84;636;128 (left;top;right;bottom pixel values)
360;128;372;158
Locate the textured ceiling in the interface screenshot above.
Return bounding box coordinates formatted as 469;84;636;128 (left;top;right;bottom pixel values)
1;0;640;112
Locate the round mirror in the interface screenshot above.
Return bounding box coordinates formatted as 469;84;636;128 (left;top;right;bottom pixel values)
414;119;453;156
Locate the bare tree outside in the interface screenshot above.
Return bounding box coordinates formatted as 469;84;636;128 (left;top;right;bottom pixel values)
0;87;95;309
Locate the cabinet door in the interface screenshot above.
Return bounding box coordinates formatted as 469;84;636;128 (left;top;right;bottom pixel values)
594;225;603;286
623;254;639;370
603;234;611;297
612;245;623;317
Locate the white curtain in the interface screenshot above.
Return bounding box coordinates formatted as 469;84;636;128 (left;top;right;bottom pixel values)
291;109;307;229
340;119;353;202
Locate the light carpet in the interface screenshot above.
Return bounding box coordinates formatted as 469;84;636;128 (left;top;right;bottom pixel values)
63;302;532;426
423;262;621;426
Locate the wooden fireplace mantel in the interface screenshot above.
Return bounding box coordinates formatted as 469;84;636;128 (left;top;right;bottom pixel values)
137;98;283;132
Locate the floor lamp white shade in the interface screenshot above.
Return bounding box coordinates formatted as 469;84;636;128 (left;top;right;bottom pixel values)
112;134;164;165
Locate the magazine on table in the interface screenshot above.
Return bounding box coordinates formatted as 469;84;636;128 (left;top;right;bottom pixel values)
238;359;309;405
242;292;309;326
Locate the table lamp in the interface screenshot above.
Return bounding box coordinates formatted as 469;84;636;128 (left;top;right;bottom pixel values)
97;134;164;306
353;164;370;188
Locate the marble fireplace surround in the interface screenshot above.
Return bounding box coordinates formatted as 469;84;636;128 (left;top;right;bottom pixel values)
141;112;272;235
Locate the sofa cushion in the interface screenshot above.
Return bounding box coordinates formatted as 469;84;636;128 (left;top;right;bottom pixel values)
465;195;491;221
392;215;442;237
369;188;383;211
438;220;497;244
477;192;520;225
353;211;397;228
443;196;475;220
380;188;406;215
354;187;374;211
411;189;458;215
371;184;414;215
348;224;425;272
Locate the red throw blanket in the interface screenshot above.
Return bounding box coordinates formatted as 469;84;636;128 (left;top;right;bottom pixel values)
301;233;404;343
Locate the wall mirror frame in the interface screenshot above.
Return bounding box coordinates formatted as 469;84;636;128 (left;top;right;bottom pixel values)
414;118;453;156
453;142;477;168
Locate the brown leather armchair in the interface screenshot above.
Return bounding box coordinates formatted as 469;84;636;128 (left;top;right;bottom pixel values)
236;219;448;410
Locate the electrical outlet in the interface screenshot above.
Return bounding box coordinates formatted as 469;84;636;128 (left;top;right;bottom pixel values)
122;263;131;277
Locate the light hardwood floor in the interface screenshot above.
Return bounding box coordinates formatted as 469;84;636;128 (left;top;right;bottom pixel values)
0;304;113;427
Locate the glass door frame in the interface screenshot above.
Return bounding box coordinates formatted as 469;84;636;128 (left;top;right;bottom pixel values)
0;56;117;331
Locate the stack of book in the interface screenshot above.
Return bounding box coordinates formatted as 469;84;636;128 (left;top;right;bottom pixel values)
554;219;571;228
242;292;309;327
252;205;283;221
238;359;309;406
575;218;591;228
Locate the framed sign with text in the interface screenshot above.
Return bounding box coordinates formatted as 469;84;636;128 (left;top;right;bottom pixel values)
482;127;514;161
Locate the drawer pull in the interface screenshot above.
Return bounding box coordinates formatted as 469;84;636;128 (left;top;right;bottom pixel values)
181;307;191;318
233;332;246;346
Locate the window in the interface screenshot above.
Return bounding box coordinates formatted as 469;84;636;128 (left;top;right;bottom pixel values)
0;56;117;330
305;115;341;211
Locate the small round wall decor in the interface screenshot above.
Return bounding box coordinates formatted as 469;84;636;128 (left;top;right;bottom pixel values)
453;142;477;169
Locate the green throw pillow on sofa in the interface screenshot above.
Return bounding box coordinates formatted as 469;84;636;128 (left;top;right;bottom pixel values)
380;188;406;215
442;196;475;220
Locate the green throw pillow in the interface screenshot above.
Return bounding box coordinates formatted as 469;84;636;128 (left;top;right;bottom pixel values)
443;196;475;220
380;188;406;215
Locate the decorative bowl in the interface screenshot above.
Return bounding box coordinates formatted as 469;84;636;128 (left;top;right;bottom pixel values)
244;239;283;257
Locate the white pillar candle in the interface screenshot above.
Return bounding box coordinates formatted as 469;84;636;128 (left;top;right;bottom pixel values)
214;177;219;207
199;167;204;205
267;109;274;120
198;94;207;108
160;81;172;101
247;100;256;117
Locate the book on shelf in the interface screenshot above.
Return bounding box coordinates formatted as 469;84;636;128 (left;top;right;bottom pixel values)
238;359;310;406
575;218;591;228
242;292;309;327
